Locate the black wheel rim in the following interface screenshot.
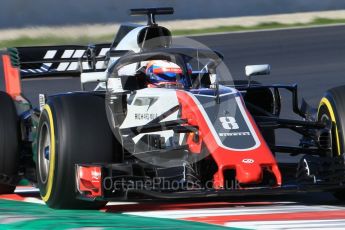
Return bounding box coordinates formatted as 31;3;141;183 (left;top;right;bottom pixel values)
38;122;51;184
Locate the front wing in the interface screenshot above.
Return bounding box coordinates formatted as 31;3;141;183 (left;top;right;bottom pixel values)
75;161;345;201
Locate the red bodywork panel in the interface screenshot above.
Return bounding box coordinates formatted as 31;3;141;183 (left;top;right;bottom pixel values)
176;91;282;189
76;166;102;197
2;55;22;98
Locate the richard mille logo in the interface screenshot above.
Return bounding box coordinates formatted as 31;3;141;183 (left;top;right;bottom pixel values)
135;113;158;120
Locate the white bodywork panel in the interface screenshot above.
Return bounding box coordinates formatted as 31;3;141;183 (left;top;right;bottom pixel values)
120;88;180;146
108;26;149;80
81;25;148;90
115;26;147;53
80;72;107;84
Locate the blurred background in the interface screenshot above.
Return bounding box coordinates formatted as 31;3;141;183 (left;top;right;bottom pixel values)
2;0;345;28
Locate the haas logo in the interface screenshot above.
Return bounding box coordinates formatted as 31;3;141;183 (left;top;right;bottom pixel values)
242;159;255;164
219;116;239;130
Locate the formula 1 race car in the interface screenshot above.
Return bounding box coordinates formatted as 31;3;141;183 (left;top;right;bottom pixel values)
1;7;345;209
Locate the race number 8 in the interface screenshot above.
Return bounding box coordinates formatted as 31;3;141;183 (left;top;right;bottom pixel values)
219;116;239;130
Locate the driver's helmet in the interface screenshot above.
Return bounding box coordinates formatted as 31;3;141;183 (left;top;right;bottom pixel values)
146;60;192;86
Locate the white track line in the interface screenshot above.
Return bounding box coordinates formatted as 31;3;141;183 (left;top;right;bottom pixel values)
124;205;345;219
106;202;138;206
14;187;39;193
225;219;345;229
23;197;45;205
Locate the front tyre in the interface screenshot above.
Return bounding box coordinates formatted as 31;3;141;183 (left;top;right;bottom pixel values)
317;86;345;157
318;85;345;200
36;93;114;209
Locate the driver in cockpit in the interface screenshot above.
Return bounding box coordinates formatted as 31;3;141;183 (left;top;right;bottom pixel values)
145;60;192;88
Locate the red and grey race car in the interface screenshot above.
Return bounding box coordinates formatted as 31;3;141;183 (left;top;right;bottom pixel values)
1;8;345;209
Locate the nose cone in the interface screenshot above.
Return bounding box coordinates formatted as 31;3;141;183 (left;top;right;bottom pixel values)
236;162;262;184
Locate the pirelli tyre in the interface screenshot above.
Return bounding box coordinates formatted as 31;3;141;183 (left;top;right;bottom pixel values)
0;91;19;194
318;85;345;200
36;93;114;209
318;86;345;157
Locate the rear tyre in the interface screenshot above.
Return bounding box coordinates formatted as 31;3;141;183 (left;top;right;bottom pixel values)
317;85;345;200
36;93;115;209
0;91;19;194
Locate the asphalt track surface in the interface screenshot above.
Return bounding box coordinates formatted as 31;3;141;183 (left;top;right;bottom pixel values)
3;25;345;229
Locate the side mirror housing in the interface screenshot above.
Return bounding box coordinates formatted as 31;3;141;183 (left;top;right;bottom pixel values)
245;64;270;77
80;72;107;90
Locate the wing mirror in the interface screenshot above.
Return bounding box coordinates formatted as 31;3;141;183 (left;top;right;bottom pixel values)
245;64;270;77
245;64;270;86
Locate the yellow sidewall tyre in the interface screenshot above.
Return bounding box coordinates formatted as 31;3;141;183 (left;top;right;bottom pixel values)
318;85;345;201
317;87;345;156
36;93;115;209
